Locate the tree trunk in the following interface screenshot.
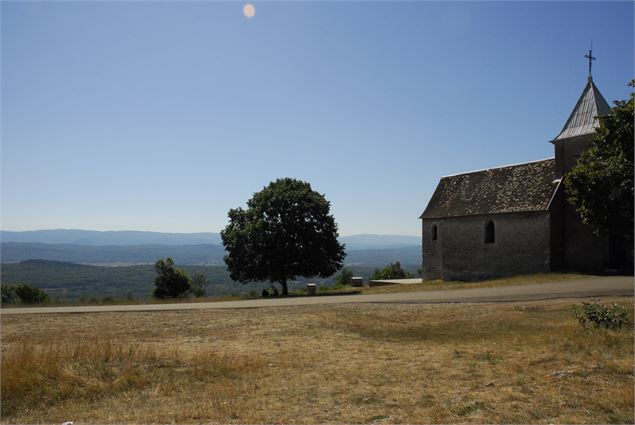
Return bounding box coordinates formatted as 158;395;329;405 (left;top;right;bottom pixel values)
281;280;288;296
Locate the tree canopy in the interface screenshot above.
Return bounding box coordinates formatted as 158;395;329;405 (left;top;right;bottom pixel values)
221;178;346;295
335;267;353;286
1;283;49;305
371;261;411;280
565;81;634;254
153;257;191;299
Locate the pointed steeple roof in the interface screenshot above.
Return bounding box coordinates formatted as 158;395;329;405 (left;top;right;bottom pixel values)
553;77;611;141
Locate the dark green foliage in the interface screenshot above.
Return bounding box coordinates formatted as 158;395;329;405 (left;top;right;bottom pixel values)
191;273;207;297
1;284;18;304
335;267;353;286
2;260;162;300
1;260;419;301
565;81;634;249
14;284;50;304
1;283;49;304
1;260;231;300
371;261;411;280
221;178;346;295
571;302;630;330
153;258;191;299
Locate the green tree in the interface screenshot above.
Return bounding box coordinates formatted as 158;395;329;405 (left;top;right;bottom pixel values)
335;267;353;286
12;284;49;304
1;284;18;305
565;80;634;264
221;178;346;296
371;261;411;280
191;273;207;297
153;257;191;299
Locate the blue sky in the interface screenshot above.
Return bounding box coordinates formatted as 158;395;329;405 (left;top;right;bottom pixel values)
2;1;633;236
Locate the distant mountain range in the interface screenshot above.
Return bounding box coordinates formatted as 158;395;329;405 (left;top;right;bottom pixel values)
0;242;227;265
0;229;222;246
0;229;421;266
0;229;420;249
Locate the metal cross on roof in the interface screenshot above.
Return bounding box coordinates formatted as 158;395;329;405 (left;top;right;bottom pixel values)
585;48;596;77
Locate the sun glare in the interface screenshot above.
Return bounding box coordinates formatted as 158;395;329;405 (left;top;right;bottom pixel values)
243;4;255;19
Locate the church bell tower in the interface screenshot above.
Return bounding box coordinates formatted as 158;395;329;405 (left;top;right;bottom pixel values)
550;49;611;179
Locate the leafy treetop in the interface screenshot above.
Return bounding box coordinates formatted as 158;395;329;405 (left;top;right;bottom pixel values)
153;257;191;299
221;178;346;295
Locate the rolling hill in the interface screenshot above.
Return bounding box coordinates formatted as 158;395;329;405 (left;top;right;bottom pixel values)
0;260;420;301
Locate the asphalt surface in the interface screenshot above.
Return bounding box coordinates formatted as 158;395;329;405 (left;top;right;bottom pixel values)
1;276;632;315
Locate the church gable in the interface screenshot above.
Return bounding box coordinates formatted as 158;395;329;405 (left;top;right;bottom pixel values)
420;158;559;219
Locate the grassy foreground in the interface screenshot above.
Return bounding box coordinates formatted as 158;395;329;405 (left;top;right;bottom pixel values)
1;296;633;424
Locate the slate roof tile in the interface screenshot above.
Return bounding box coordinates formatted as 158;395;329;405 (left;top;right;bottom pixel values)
420;158;559;219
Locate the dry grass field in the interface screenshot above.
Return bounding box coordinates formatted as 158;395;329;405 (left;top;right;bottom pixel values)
1;296;633;424
351;272;593;294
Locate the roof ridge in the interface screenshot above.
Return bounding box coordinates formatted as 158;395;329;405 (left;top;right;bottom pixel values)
441;157;555;179
590;79;611;112
553;78;611;141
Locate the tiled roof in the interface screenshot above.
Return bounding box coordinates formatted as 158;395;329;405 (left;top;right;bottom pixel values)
553;78;611;141
420;159;559;219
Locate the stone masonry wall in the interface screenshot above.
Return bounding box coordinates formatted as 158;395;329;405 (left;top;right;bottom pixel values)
562;202;609;271
422;211;551;281
422;220;442;280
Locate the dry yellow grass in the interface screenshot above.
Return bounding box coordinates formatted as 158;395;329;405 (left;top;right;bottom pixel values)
1;296;633;424
354;272;593;295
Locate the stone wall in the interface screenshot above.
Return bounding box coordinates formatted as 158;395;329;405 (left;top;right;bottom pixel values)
562;201;609;271
552;161;610;271
548;184;565;270
422;220;442;280
422;211;551;281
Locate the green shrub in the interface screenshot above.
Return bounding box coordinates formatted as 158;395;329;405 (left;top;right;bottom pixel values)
571;302;630;330
371;261;411;280
1;284;18;305
335;267;353;286
1;284;50;304
15;284;50;304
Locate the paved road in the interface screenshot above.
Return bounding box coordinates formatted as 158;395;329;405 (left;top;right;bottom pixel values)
1;276;632;315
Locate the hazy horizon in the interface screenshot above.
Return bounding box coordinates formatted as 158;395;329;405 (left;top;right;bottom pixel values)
0;228;423;239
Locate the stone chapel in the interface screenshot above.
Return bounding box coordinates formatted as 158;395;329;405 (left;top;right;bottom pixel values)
419;64;621;281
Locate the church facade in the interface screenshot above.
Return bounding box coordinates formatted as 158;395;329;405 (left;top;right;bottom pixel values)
420;74;613;281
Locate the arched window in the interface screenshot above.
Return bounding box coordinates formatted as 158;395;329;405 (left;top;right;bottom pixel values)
484;220;495;244
431;225;438;241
